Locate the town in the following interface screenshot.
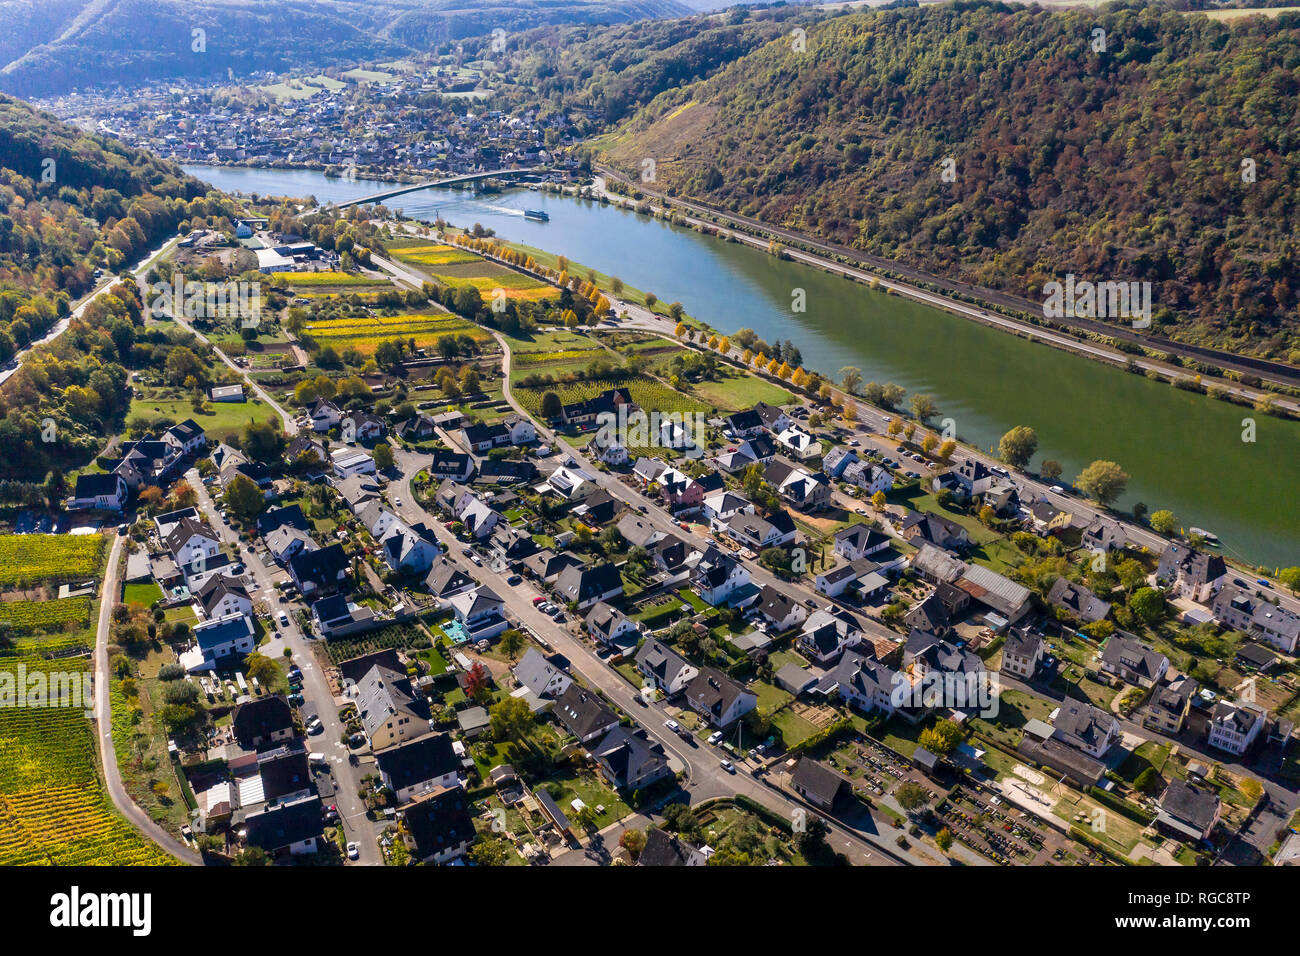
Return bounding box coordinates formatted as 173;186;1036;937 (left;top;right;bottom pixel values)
18;197;1294;870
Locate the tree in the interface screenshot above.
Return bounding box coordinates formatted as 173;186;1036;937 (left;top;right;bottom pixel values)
224;473;265;520
499;628;526;660
372;443;395;470
1149;510;1177;535
839;366;863;395
469;837;512;866
490;696;535;742
1135;768;1163;795
871;490;887;512
1129;587;1166;625
540;391;563;419
246;653;280;690
909;393;937;423
919;718;964;756
1076;460;1130;506
242;420;285;464
998;425;1038;469
1280;567;1300;593
937;439;956;459
935;828;953;853
1040;459;1063;480
619;828;646;860
921;433;938;455
895;781;930;813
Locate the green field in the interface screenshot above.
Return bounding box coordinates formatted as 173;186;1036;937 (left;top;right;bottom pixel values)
130;396;279;439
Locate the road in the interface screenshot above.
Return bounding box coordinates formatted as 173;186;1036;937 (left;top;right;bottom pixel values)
93;534;202;864
187;469;381;864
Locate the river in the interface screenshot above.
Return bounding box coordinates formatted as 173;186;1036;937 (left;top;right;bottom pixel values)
185;164;1300;569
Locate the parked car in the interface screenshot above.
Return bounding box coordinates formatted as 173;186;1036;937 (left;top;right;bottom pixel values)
665;719;681;733
708;731;723;745
288;693;304;707
307;717;324;735
346;842;359;861
506;574;523;586
720;759;736;774
531;596;545;606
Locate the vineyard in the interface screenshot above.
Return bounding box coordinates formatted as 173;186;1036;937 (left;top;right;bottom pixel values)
388;238;554;302
278;271;393;288
387;242;481;269
0;535;105;588
0;596;92;633
0;634;175;865
304;312;494;355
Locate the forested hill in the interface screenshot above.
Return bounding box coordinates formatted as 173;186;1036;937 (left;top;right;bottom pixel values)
0;0;693;99
0;93;229;362
593;2;1300;361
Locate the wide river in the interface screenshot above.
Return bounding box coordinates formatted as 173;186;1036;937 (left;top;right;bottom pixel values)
186;165;1300;569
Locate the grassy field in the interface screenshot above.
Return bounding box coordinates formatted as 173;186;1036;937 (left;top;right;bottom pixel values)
123;582;164;607
130;396;279;438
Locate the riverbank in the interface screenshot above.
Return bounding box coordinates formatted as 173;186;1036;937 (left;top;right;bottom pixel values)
591;168;1300;419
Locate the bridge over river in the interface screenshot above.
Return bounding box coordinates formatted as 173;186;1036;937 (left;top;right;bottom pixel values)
327;166;545;209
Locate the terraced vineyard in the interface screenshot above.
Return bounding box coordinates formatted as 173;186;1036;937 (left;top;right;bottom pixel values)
0;634;175;865
0;596;92;633
0;535;105;588
304;312;494;355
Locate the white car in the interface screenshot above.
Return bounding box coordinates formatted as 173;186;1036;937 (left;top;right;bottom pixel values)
708;731;723;745
346;842;359;861
665;719;681;733
1050;485;1066;495
306;717;324;735
395;497;402;507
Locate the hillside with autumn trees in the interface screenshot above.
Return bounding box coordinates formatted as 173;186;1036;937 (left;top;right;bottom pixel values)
0;93;239;364
588;1;1300;362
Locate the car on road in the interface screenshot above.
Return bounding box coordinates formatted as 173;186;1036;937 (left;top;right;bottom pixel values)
1257;578;1272;589
720;759;735;774
532;596;545;606
462;547;474;557
1050;485;1066;495
665;719;681;733
708;731;723;745
306;717;324;735
346;842;359;861
847;438;859;447
804;598;818;608
395;498;402;507
469;554;482;566
506;574;523;586
278;611;290;627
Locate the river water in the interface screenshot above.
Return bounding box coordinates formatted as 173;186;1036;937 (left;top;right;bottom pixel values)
185;164;1300;569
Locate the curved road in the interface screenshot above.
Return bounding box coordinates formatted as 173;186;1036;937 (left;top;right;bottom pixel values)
93;534;202;864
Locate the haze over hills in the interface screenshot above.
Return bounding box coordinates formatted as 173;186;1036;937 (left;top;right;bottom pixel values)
0;0;699;99
587;2;1300;361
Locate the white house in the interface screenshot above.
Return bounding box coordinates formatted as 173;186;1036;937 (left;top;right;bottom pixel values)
1206;700;1265;755
449;586;509;641
332;447;376;479
308;399;343;433
635;639;698;696
66;473;128;512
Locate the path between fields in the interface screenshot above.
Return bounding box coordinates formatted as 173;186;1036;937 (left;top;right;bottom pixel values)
93;535;202;865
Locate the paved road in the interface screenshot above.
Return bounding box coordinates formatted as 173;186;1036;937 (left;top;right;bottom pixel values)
187;470;381;864
93;534;203;864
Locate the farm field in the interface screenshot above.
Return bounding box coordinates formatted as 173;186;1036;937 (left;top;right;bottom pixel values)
304;312;494;356
0;632;175;865
683;367;795;413
0;535;105;588
277;271;395;296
